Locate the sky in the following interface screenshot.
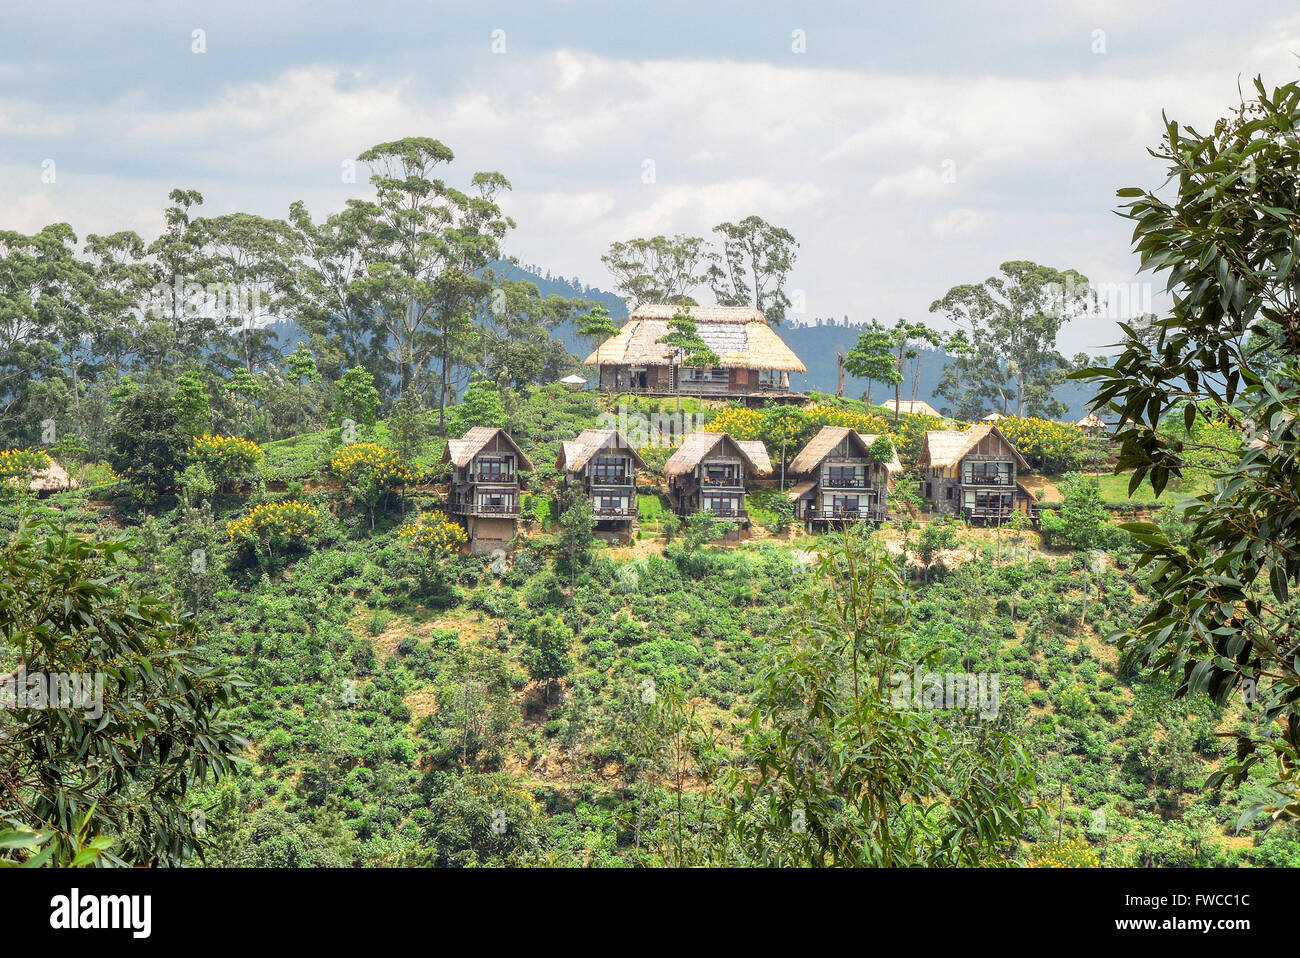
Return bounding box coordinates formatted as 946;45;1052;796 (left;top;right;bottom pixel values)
3;0;1300;354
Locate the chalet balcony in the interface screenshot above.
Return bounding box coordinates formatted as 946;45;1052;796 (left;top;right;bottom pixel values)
703;506;747;519
701;474;743;488
820;476;874;490
590;475;634;488
449;498;520;517
470;471;516;484
808;505;885;521
961;474;1015;487
593;504;636;519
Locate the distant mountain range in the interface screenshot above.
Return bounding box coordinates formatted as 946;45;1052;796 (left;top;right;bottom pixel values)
266;260;1099;420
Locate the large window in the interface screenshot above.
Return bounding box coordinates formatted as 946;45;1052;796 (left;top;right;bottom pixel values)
475;455;513;479
591;456;628;483
825;464;864;487
963;461;1011;484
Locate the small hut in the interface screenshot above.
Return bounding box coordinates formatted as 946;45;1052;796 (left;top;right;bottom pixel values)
1075;413;1107;437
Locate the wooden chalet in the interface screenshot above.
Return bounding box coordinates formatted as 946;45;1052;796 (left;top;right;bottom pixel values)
557;428;645;539
583;304;805;401
443;427;534;554
662;431;772;525
785;426;902;529
917;423;1037;524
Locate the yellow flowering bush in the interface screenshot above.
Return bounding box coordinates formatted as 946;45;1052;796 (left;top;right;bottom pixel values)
888;412;949;466
0;448;53;480
226;499;321;559
191;434;264;488
330;442;413;525
804;405;891;437
397;511;467;558
997;416;1085;472
706;406;764;440
1028;837;1100;868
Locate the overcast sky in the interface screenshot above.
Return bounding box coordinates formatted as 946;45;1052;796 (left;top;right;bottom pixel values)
3;0;1299;353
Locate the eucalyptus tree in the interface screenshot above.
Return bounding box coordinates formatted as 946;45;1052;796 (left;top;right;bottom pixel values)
707;214;799;324
287;199;387;386
193;211;295;374
479;275;589;389
353;137;514;431
931;260;1095;418
0;224;82;446
601;234;712;309
144;188;209;371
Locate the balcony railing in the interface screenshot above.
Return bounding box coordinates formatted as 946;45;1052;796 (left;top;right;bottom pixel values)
590;475;633;487
593;505;635;518
820;476;872;489
470;472;516;484
961;474;1015;486
704;506;747;519
701;474;743;487
451;499;520;516
808;505;885;521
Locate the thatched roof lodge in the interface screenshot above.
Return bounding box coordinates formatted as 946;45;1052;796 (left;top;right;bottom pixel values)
787;425;903;477
663;432;773;478
918;423;1029;477
584;304;806;399
557;428;645;475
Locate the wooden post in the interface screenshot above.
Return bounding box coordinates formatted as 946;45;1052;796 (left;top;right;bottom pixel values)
836;349;845;398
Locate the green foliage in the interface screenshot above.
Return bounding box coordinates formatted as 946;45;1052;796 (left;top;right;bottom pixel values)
1038;473;1109;551
717;530;1039;865
1081;73;1300;824
0;519;246;865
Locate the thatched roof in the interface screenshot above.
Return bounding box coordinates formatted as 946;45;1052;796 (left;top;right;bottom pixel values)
920;423;1028;472
1075;413;1106;429
583;304;806;373
879;398;941;417
982;412;1008;422
735;440;773;476
557;428;645;473
26;461;77;494
663;432;771;478
788;426;902;477
443;426;534;471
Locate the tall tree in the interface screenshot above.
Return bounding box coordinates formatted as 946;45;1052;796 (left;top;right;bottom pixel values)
601;234;711;309
144;188;209;371
354;137;513;432
0;224;81;446
707;214;799;324
930;261;1095;419
287;200;388;388
842;319;901;408
193;212;295;374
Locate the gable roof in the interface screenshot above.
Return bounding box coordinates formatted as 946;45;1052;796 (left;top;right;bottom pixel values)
443;426;534;471
583;304;806;373
663;431;771;478
879;398;941;417
557;428;646;473
920;423;1028;471
1075;413;1106;429
735;440;773;476
788;426;902;477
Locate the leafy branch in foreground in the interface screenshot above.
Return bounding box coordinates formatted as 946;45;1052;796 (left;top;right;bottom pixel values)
1078;73;1300;825
0;519;247;865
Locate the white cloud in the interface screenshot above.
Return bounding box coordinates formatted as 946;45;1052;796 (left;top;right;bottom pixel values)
4;18;1300;353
